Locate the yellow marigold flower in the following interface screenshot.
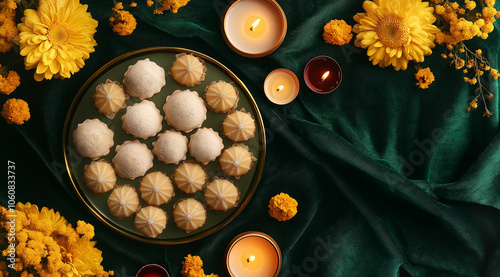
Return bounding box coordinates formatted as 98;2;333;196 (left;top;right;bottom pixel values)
0;203;114;276
0;68;20;95
0;0;19;53
181;255;204;277
465;0;476;10
1;98;30;125
414;67;435;89
268;193;298;221
353;0;440;71
323;19;353;46
76;220;95;240
110;10;137;36
458;8;466;14
159;0;191;13
481;32;489;39
484;0;495;6
481;22;495;34
16;0;98;81
450;2;459;9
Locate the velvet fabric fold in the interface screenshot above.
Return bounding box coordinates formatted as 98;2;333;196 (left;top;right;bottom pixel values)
1;0;500;276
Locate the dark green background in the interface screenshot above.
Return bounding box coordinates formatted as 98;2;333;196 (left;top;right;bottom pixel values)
1;0;500;276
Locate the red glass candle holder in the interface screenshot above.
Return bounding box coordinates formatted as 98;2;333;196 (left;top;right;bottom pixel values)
303;56;342;94
136;264;170;277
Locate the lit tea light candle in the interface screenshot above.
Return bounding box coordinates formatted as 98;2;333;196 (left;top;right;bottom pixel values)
136;264;169;277
222;0;287;57
225;231;282;277
264;69;299;105
304;56;342;94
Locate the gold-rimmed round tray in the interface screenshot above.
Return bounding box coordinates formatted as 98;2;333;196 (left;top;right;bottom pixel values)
63;47;266;244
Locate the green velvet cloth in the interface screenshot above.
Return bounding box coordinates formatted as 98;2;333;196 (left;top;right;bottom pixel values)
2;0;500;276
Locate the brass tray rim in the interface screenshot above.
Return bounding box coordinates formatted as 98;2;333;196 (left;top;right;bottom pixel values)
62;46;266;245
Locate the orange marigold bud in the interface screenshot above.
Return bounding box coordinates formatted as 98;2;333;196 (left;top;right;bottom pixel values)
323;19;353;46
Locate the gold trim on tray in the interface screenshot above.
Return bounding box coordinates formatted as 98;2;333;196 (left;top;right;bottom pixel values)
62;47;266;244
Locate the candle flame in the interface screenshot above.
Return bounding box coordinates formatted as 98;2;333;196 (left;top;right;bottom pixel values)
276;85;284;92
250;19;261;32
246;256;256;263
321;71;330;81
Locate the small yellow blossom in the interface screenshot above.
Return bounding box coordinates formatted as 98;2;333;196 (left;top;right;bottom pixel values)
268;193;298;221
415;67;435;89
0;0;19;53
323;19;353;46
110;10;137;36
147;0;154;6
451;2;459;9
475;49;482;55
491;69;500;79
130;2;137;7
464;0;476;10
441;53;448;59
469;99;478;109
113;2;124;11
1;98;30;125
0;67;20;95
483;109;493;117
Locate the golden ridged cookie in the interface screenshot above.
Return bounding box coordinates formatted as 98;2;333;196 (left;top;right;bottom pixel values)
219;144;255;178
173;162;208;194
83;160;117;194
134;206;167;238
94;79;127;118
170;53;206;86
204;178;239;211
140;172;175;206
173;198;206;233
123;58;166;99
73;118;114;160
163;89;207;133
222;109;256;142
188;128;224;165
204;81;238;113
112;140;154;180
107;185;140;218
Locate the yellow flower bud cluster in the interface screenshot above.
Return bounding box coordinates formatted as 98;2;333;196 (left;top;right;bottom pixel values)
0;203;114;277
441;40;497;117
434;0;500;45
0;0;18;53
110;2;137;36
181;254;219;277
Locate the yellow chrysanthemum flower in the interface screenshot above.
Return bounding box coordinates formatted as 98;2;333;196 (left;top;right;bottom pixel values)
16;0;98;81
353;0;440;71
